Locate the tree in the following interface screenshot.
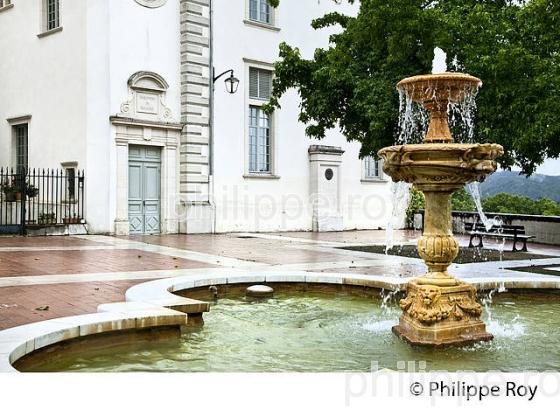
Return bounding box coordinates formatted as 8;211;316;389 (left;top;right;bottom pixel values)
265;0;560;175
481;193;560;215
451;189;475;212
406;187;425;225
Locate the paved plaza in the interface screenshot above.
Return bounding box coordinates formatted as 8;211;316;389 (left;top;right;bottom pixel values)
1;231;560;331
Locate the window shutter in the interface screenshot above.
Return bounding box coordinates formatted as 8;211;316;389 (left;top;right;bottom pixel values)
258;70;272;100
249;68;259;99
249;68;272;100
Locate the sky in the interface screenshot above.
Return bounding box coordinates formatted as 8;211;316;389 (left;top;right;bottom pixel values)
511;159;560;176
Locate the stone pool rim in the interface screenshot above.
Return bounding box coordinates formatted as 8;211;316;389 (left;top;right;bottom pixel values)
2;269;560;373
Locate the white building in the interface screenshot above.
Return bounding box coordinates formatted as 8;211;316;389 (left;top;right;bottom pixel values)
0;0;393;235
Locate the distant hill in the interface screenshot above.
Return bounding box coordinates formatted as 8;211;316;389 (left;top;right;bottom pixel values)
480;171;560;202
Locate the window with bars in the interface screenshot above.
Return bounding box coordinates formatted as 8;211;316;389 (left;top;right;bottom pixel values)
364;156;382;179
44;0;60;31
0;1;12;8
14;124;28;172
249;0;272;25
66;167;76;201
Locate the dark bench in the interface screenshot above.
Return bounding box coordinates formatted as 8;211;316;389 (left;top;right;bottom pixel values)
464;222;535;252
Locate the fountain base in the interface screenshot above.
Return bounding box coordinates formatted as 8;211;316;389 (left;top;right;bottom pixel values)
392;280;493;347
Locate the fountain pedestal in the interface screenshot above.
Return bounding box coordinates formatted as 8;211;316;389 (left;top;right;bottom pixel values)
379;73;503;346
393;186;492;346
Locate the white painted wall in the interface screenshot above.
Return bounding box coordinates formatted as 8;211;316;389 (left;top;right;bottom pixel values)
0;1;87;169
211;0;393;232
1;0;393;234
0;0;182;234
86;0;182;233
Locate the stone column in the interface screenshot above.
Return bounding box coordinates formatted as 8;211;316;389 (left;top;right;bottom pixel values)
162;134;179;234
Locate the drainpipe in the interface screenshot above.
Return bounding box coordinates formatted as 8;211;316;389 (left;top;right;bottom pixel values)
208;0;217;233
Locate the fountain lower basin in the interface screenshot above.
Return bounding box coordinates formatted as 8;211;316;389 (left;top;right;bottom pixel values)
14;285;560;372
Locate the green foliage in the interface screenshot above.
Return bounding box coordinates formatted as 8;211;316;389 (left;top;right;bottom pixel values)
267;0;560;174
407;187;426;213
481;193;560;216
451;189;476;212
404;186;560;217
406;187;425;225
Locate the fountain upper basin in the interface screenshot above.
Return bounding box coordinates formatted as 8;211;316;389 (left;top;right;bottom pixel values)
397;73;482;105
378;143;504;189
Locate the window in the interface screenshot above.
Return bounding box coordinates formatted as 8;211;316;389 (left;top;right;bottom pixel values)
364;156;382;180
66;167;76;201
248;67;273;174
44;0;60;31
249;0;272;25
249;107;271;173
14;124;28;171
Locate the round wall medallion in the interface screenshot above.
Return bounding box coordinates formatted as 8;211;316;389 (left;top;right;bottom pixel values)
134;0;167;8
325;168;334;181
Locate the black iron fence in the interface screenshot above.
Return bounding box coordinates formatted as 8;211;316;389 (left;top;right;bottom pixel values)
0;167;85;234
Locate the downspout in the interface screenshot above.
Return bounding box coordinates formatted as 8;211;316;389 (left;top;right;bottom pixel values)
208;0;216;233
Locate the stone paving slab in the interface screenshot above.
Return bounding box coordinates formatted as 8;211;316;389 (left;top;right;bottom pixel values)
0;280;143;330
0;249;215;277
0;236;99;248
126;234;374;265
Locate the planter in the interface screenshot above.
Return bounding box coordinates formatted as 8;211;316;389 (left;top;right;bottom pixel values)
38;213;56;225
63;217;81;225
3;191;22;202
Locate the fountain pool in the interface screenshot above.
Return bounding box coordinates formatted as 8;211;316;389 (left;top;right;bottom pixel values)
16;286;560;372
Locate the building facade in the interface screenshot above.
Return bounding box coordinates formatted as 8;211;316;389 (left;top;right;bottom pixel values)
0;0;393;235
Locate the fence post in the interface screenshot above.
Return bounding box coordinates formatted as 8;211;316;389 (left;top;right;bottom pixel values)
19;168;27;235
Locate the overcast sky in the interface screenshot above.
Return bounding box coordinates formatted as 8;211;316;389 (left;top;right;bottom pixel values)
510;159;560;176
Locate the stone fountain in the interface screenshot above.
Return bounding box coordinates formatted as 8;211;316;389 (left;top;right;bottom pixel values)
378;73;503;346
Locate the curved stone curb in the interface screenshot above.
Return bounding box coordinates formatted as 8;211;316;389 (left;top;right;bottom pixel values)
123;270;560;304
0;306;187;372
2;269;560;372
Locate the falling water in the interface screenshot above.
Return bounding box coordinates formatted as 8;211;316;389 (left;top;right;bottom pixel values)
432;47;447;74
363;289;400;332
448;86;480;143
385;88;429;250
481;286;525;339
466;182;500;231
385;181;412;252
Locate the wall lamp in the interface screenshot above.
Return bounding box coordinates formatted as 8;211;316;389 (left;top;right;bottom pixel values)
213;69;239;94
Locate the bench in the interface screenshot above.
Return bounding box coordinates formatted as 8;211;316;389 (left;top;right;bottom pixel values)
464;222;535;252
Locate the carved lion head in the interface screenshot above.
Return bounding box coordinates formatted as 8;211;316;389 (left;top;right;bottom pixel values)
419;285;441;306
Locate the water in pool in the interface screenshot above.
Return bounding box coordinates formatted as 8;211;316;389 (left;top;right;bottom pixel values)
27;290;560;372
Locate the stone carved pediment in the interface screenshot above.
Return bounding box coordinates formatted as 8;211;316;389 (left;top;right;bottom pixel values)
120;71;174;122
